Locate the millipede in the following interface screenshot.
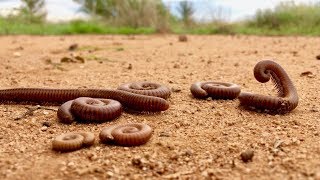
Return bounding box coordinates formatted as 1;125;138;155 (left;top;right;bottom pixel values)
0;82;171;123
52;132;95;152
238;60;299;114
190;81;241;99
99;123;152;146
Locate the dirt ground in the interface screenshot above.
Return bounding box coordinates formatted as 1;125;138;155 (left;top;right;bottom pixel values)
0;35;319;180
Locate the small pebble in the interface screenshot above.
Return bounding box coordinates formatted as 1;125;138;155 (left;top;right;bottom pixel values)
40;126;48;131
178;35;188;42
42;121;51;127
69;43;78;51
240;149;254;162
171;87;181;93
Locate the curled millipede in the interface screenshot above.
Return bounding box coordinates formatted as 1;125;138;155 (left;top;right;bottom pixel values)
0;82;170;122
57;97;122;124
99;123;152;146
238;60;299;114
190;81;241;99
117;82;171;99
52;132;95;152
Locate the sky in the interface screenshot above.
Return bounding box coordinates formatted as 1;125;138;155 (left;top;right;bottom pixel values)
0;0;319;22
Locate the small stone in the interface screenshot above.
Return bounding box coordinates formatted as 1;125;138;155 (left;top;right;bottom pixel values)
68;43;78;51
240;149;254;162
74;56;85;63
42;121;51;127
106;171;114;177
128;64;132;70
316;54;320;60
131;157;142;166
173;64;180;68
40;126;48;131
87;152;98;161
178;35;188;42
171;87;181;93
300;71;316;78
67;162;75;168
13;52;21;57
60;57;74;63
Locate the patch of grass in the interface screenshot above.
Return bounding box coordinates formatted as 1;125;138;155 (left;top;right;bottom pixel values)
2;2;320;36
239;2;320;36
0;19;155;35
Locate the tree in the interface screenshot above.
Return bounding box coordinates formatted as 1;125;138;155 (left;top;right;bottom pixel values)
19;0;47;23
73;0;171;30
73;0;116;18
177;0;195;27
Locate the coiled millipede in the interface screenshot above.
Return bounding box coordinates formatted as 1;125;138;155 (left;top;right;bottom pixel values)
99;123;152;146
52;132;95;152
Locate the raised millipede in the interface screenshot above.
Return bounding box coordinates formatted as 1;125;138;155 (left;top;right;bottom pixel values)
238;60;299;114
99;123;152;146
52;132;95;152
0;82;171;123
190;81;241;99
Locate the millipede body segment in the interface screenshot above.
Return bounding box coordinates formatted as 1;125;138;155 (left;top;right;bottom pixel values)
52;132;95;152
190;81;241;99
99;123;152;146
238;60;299;114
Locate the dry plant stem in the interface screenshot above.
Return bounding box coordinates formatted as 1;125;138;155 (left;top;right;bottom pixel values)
0;88;169;112
117;82;171;99
57;97;122;123
15;105;57;120
238;60;299;113
190;81;241;99
99;123;152;146
52;132;95;152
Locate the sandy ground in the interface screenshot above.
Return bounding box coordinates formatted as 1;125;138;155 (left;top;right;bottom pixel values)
0;35;319;180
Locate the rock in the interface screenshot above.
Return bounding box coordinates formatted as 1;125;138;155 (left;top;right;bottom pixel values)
13;52;21;57
316;54;320;60
68;43;78;51
300;71;316;78
42;121;51;127
240;149;254;162
171;87;181;93
178;35;188;42
173;64;180;69
128;64;132;70
74;56;85;63
60;57;74;63
40;126;48;132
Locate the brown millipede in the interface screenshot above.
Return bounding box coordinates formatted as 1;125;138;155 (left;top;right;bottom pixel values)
99;123;152;146
190;81;241;99
57;97;122;123
117;82;171;99
0;82;170;122
238;60;299;114
52;132;95;152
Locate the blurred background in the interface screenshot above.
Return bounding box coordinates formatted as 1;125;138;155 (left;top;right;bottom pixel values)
0;0;320;35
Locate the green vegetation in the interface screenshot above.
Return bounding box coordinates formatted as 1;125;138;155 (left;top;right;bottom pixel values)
1;1;320;36
238;2;320;35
